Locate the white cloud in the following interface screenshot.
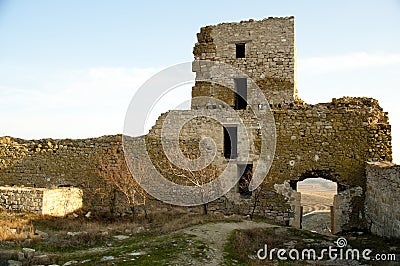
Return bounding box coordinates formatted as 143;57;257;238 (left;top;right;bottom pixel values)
0;67;160;139
299;52;400;75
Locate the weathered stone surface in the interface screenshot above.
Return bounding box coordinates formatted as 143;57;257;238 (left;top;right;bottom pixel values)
193;17;298;105
365;162;400;238
63;260;79;266
113;235;130;240
32;254;50;265
22;247;35;260
7;260;22;266
35;229;49;239
17;252;24;261
0;186;82;216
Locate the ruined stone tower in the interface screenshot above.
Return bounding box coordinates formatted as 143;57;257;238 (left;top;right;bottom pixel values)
147;17;392;232
0;17;396;236
192;17;298;107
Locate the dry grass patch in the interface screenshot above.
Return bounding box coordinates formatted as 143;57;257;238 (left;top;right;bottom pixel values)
224;227;332;265
0;208;243;252
0;210;35;241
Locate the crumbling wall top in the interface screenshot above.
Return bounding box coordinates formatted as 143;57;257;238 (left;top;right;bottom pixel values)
193;17;297;105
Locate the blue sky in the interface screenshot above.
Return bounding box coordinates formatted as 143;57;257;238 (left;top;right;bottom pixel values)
0;0;399;163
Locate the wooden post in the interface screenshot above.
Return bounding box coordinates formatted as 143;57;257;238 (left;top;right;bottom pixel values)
300;206;303;229
330;205;335;234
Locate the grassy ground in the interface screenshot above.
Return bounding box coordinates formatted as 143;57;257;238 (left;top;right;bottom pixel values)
0;209;241;265
1;209;399;265
224;227;400;265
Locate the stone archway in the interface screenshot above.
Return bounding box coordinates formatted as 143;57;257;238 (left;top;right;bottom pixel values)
297;177;337;234
281;170;360;234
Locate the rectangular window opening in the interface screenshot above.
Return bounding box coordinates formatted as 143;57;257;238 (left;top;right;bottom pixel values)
238;164;253;198
234;78;247;110
223;126;237;159
236;43;245;58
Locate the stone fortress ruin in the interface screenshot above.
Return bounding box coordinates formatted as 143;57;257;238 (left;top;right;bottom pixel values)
0;17;399;238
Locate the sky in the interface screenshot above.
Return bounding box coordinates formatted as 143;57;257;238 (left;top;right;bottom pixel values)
0;0;399;163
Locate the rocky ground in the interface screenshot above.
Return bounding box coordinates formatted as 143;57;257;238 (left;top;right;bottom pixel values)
178;220;275;265
0;210;399;265
1;179;398;265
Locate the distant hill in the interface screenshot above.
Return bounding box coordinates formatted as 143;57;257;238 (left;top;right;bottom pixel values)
297;177;337;192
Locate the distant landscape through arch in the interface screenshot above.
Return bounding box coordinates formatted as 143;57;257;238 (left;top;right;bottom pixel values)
297;177;338;234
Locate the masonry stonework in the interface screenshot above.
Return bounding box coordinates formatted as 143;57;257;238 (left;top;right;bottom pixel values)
0;17;396;237
0;186;82;216
193;17;298;105
0;186;43;213
0;136;122;214
365;163;400;238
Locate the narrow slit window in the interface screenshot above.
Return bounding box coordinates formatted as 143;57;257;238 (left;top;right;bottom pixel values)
234;78;247;110
223;126;237;159
238;164;253;197
236;43;245;58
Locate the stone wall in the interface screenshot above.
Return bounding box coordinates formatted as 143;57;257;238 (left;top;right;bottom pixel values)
365;162;400;238
0;97;392;228
0;135;200;216
0;186;43;213
0;135;126;214
142;96;392;229
332;186;363;233
42;187;83;216
0;186;82;216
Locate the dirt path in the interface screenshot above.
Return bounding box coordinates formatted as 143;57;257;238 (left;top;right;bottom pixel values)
177;220;276;265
